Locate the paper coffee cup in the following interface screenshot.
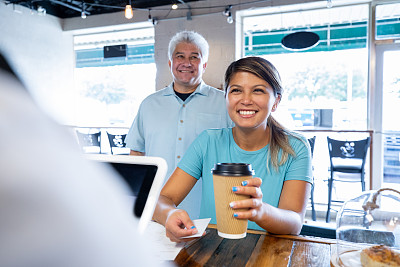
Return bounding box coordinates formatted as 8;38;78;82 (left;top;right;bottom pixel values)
212;163;254;239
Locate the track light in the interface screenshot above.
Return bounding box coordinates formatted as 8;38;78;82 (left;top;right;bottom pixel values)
125;0;133;19
37;5;46;16
81;2;87;19
223;5;233;24
227;12;233;24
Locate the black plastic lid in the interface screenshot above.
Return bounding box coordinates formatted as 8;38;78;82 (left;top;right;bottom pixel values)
212;163;254;176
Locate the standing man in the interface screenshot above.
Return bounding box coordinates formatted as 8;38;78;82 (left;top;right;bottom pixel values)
125;31;232;219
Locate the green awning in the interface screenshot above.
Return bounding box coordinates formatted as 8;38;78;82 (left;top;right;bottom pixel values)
244;18;399;55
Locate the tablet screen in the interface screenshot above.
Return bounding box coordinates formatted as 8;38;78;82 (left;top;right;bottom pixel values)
109;162;158;218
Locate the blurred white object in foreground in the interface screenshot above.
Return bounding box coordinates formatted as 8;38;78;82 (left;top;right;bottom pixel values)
0;69;168;267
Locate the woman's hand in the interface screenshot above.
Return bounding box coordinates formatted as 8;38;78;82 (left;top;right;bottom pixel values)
164;209;199;243
152;168;201;242
230;179;310;234
230;177;264;221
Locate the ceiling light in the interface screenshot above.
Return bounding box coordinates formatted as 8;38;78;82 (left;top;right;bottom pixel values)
37;6;46;16
81;2;87;19
223;6;233;24
222;6;230;16
125;0;133;19
227;12;233;24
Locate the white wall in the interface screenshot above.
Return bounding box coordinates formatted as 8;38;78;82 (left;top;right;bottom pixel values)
0;3;75;124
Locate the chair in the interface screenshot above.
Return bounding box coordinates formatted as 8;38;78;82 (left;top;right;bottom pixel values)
326;136;371;222
308;136;317;221
76;131;102;154
106;132;129;155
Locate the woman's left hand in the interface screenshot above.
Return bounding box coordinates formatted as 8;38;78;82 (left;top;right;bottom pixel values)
230;177;264;221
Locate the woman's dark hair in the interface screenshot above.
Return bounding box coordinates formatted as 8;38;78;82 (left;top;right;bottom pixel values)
224;56;297;170
224;56;283;98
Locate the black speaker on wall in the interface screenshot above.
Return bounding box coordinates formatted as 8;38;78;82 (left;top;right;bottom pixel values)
104;44;127;58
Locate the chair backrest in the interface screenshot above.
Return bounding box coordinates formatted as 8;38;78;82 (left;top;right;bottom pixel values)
308;136;316;158
327;136;370;161
76;131;101;153
106;132;127;155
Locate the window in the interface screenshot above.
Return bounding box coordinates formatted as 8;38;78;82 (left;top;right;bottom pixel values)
239;1;400;197
379;48;400;186
73;27;155;128
241;4;369;130
239;2;376;212
375;2;400;188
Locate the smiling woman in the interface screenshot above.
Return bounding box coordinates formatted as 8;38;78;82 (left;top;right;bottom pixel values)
153;56;313;241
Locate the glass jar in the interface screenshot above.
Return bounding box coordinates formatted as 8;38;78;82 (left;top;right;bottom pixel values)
334;188;400;267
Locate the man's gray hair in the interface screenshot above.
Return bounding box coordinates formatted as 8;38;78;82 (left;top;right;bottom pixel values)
168;31;209;63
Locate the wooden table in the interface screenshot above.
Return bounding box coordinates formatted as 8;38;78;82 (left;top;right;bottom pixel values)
174;226;336;267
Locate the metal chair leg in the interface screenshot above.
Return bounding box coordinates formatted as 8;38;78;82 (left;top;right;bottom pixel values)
311;184;316;221
326;173;334;223
361;171;365;191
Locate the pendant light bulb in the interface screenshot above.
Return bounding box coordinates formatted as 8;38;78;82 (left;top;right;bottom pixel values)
81;2;87;19
223;6;233;24
125;3;133;19
227;12;233;24
172;3;178;10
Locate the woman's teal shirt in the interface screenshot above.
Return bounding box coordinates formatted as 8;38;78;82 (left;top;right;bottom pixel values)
177;128;312;231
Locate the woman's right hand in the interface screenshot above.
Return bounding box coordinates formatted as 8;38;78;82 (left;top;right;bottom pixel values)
164;209;199;242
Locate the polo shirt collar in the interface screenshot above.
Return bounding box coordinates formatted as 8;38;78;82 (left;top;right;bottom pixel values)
163;81;209;97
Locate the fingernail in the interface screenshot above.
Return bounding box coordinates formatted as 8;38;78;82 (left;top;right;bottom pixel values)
190;226;196;229
242;181;248;186
232;186;238;192
233;213;238;218
229;202;235;208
